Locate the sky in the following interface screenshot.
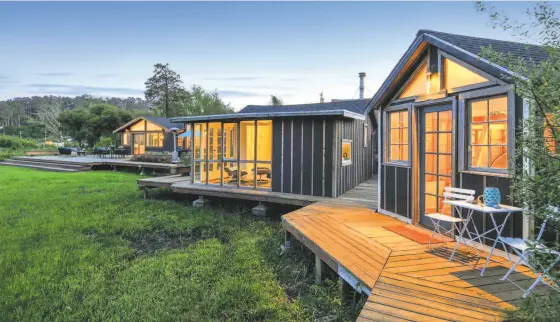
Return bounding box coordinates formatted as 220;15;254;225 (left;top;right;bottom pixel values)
0;1;551;111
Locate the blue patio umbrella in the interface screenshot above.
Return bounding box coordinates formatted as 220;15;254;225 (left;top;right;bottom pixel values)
178;130;192;137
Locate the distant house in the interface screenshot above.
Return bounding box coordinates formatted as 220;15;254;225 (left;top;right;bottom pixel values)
113;116;188;155
171;99;377;197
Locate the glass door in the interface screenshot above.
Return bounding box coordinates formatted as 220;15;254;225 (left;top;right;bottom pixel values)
420;105;453;228
192;123;207;184
207;122;222;184
133;134;145;155
222;123;238;186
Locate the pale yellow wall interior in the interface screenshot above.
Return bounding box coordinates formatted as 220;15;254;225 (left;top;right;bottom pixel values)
146;121;163;131
399;63;427;99
444;58;488;90
342;141;352;163
130;120;145;131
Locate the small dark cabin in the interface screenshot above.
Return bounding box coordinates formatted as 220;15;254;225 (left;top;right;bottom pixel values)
370;30;550;242
171;99;377;197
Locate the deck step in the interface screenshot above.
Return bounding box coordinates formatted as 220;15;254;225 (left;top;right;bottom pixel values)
6;159;89;169
0;160;89;172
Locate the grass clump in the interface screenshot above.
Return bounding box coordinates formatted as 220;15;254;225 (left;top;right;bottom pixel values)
0;167;361;321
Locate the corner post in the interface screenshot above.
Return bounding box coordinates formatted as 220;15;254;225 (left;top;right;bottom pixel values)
315;254;324;284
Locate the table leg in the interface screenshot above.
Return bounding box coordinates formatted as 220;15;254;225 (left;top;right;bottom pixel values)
481;212;512;276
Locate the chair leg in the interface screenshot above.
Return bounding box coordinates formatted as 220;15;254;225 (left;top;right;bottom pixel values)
524;275;544;298
428;219;438;249
501;254;525;281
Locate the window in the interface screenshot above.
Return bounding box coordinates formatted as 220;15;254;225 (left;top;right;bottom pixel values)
147;133;164;147
444;58;488;90
363;124;368;148
342;140;352;165
399;63;427;99
545;113;558;154
122;133;131;145
469;96;508;170
388;110;409;162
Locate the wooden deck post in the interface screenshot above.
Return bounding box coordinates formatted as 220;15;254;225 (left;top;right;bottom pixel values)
315;254;324;284
143;187;149;199
339;276;352;304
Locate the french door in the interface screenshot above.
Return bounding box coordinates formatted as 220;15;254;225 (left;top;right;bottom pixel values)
419;105;454;228
133;134;145;155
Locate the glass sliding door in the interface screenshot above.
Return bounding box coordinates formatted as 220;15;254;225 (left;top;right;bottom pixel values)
239;121;256;188
255;120;272;189
207;122;222;184
192;123;207;184
222;123;238;186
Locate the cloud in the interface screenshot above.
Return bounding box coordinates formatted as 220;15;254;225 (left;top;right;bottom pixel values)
0;75;9;79
27;83;144;96
204;76;262;82
217;90;261;97
95;73;116;78
37;72;74;77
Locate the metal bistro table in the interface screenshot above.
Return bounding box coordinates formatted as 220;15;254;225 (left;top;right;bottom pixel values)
444;199;524;276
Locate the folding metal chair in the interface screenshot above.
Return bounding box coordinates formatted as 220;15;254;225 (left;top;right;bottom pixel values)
426;187;476;249
500;209;560;298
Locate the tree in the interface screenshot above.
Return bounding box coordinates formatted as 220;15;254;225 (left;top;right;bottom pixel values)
144;63;184;117
37;98;64;141
178;85;234;116
477;2;560;319
270;95;283;106
59;104;133;147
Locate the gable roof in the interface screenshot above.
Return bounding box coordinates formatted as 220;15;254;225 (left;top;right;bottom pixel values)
420;30;548;65
171;99;370;123
112;116;182;133
366;30;548;113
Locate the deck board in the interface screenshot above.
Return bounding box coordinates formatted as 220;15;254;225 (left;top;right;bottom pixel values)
281;201;550;321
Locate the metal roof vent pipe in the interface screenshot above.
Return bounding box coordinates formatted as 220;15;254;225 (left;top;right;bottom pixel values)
359;72;366;99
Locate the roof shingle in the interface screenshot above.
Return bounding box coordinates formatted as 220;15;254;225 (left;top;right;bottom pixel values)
238;99;370;115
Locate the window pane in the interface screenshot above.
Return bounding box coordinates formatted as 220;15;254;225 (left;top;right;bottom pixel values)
472;146;488;168
390;145;400;161
471;99;488;123
425;194;437;214
471;123;488;145
223;123;237;159
444;58;488;90
207;162;221;184
402;128;409;144
342;141;352;162
222;161;238;186
490;146;508;169
257;120;272;162
425;134;437;153
256;162;272;189
238;162;255;188
391;129;400;144
489;96;508;121
240;121;255;161
489;122;507;145
425;112;437;132
400;111;409;128
438;155;452;175
438;133;452;153
425;174;437;195
399;63;427;98
390;113;400;128
401;144;409;161
439;111;452;131
439;176;452;197
425;154;437;173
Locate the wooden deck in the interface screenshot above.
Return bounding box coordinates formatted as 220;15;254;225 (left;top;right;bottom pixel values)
283;202;549;321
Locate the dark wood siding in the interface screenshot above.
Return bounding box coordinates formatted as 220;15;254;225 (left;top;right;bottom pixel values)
333;115;375;197
272;117;335;197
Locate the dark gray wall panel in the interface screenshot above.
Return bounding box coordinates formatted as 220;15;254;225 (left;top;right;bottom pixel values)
385;166;396;213
282;119;293;193
324;120;334;197
292;119;303;194
312;120;324;196
396;167;410;218
302;119;313;195
272;120;283;192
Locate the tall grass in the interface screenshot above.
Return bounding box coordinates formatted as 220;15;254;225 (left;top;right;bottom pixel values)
0;135;38;149
0;167;361;321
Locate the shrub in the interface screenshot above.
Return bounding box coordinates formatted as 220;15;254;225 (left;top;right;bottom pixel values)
130;154;171;163
0;151;13;161
96;136;114;148
0;135;38;149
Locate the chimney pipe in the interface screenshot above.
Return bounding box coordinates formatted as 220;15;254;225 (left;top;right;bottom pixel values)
359;72;366;99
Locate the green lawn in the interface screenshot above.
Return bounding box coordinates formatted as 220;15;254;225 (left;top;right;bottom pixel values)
0;167;362;321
